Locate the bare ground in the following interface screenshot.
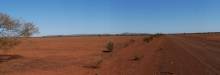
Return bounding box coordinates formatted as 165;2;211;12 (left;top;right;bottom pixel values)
0;35;220;75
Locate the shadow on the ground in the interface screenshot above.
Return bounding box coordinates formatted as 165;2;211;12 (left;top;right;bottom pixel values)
0;55;22;63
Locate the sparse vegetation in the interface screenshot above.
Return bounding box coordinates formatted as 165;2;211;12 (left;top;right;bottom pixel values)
83;58;103;69
143;36;153;43
152;33;164;38
130;52;144;61
103;41;114;52
0;38;20;54
0;12;38;53
143;33;164;43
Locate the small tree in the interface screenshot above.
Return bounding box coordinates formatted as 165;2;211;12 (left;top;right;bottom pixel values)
0;13;38;53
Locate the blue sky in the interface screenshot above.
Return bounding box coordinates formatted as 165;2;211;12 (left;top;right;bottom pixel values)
0;0;220;35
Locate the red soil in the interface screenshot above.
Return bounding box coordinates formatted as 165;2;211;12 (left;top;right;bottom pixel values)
0;35;219;75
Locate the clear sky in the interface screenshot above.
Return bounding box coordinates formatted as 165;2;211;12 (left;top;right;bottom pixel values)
1;0;220;35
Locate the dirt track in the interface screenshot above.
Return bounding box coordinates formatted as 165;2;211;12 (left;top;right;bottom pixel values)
0;35;220;75
157;36;220;75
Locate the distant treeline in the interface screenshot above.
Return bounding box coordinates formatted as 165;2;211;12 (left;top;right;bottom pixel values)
41;33;152;38
168;32;220;35
29;32;220;38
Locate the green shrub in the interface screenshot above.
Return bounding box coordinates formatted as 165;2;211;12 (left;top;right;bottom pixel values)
106;41;113;51
153;33;164;38
103;41;114;52
143;37;152;43
130;52;144;61
143;33;164;43
0;38;20;50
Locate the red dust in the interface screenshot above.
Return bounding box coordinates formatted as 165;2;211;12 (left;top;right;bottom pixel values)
0;35;219;75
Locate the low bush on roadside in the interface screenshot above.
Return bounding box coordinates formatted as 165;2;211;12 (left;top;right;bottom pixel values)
103;41;114;52
0;38;20;50
83;58;103;69
143;33;164;43
152;33;164;38
143;37;153;43
130;52;144;61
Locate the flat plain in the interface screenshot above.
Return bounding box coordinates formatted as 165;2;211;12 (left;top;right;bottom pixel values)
0;34;220;75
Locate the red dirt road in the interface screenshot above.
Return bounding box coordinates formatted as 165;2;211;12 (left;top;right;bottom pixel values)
157;36;220;75
0;35;220;75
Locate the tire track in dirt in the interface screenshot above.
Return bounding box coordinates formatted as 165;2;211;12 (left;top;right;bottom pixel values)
157;36;220;75
176;36;220;74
